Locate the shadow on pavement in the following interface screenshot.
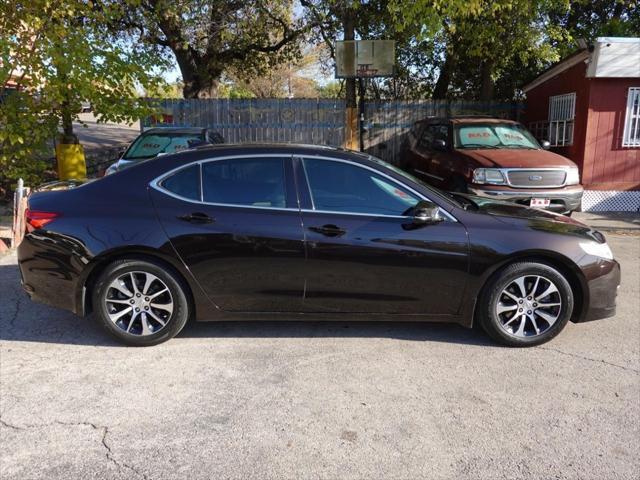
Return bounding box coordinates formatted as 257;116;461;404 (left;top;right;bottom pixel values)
0;262;493;348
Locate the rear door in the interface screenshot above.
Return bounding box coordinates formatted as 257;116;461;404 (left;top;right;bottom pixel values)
149;155;306;312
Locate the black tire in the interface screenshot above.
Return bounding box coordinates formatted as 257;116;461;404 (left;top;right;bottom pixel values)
477;262;574;347
92;258;190;346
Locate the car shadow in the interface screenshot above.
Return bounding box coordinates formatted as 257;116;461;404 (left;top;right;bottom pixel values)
0;262;494;348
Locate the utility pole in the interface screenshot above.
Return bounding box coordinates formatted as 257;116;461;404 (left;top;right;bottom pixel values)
343;3;358;150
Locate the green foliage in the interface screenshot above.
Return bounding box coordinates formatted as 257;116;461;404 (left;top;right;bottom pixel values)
0;0;169;192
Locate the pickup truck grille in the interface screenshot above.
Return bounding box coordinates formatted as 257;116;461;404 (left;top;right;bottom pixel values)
506;170;566;188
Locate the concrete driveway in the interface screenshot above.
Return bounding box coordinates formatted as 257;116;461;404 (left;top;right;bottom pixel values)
1;235;638;479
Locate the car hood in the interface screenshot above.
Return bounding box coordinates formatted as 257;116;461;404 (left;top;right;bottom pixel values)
457;194;604;242
457;148;577;169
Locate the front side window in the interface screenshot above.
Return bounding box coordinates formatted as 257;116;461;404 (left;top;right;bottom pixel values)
622;87;640;147
160;164;200;201
202;157;286;208
302;158;419;216
455;123;539;149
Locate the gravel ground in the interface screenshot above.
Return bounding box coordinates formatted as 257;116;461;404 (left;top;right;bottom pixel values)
1;234;638;480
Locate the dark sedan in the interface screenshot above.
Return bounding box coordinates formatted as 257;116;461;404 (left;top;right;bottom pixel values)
18;145;620;346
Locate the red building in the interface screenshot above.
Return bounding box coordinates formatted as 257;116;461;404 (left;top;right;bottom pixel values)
523;37;640;211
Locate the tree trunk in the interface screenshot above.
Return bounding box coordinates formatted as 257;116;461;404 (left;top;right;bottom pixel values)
433;51;453;99
479;59;495;101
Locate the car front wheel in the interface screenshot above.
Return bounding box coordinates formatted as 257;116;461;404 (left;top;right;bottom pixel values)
478;262;574;347
92;258;190;346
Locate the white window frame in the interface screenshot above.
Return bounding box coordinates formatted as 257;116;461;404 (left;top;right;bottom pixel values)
622;87;640;147
548;92;576;146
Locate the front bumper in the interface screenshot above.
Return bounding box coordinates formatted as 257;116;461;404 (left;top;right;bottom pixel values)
468;184;584;213
578;259;621;322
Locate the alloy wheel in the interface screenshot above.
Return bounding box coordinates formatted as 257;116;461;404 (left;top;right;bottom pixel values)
496;275;562;338
104;271;174;336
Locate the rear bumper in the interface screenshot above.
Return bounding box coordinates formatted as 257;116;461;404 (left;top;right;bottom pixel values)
468;185;583;213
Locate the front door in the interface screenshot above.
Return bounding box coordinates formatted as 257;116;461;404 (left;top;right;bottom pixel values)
150;155;306;312
297;157;469;315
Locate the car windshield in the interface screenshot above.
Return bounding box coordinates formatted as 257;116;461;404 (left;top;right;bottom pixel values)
454;123;540;150
123;132;203;160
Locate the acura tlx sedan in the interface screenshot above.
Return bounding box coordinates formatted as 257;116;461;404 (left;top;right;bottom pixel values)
18;144;620;347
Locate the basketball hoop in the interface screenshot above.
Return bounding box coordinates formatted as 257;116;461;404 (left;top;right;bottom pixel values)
335;40;395;78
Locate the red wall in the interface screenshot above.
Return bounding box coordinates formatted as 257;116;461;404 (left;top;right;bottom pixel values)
523;61;591;172
524;62;640;190
583;79;640;191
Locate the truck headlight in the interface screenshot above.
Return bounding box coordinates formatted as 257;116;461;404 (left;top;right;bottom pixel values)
473;168;506;185
566;167;580;185
579;241;613;260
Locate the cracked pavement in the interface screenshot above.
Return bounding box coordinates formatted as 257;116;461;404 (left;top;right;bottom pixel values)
1;234;638;479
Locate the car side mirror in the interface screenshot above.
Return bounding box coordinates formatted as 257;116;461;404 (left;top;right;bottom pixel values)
404;201;444;229
541;140;551;150
432;139;447;151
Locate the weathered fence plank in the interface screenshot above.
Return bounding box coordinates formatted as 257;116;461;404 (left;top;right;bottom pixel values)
143;98;522;164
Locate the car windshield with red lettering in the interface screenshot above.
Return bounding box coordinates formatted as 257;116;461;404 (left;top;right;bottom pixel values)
124;132;203;160
454;123;539;150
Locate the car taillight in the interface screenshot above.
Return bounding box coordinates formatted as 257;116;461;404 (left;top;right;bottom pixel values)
25;209;60;232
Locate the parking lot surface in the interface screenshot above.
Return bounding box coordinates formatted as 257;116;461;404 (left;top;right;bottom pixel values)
1;234;638;479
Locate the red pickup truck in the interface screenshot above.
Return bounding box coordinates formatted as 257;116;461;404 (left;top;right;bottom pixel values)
399;116;583;214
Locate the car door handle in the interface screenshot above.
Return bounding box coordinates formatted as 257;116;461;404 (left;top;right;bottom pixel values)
177;212;214;224
309;224;346;237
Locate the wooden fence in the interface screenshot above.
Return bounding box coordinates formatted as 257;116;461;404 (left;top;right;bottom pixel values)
143;98;523;164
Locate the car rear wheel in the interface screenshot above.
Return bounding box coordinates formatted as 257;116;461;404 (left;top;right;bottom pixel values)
478;262;574;347
92;259;190;346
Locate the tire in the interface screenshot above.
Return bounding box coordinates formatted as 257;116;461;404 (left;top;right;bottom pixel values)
477;262;574;347
92;258;190;346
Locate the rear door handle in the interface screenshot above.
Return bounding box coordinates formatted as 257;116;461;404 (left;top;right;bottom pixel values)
309;224;346;237
177;212;214;224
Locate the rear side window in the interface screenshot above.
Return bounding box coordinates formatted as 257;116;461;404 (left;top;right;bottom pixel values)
161;164;201;201
202;158;286;208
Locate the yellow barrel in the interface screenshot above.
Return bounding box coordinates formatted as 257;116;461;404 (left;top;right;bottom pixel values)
55;144;87;180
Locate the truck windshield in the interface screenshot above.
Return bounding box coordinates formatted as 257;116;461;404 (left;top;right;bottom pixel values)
454;123;540;150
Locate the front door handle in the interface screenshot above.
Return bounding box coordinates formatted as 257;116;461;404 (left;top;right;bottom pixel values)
177;212;214;224
309;224;346;237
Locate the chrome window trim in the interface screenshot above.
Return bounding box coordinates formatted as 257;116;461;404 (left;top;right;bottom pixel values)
298;155;458;222
150;152;458;221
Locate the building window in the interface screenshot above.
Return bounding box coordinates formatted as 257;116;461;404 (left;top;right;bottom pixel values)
622;87;640;147
548;92;576;146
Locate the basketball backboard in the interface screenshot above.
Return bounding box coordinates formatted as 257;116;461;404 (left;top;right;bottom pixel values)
335;40;395;78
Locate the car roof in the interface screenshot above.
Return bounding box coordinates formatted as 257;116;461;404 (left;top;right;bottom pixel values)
418;116;519;125
190;142;362;158
143;127;206;135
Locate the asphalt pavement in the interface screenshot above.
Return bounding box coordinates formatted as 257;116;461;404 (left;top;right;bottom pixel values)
0;234;638;479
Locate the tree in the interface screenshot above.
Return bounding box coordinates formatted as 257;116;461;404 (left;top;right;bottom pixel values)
0;0;167;190
117;0;319;99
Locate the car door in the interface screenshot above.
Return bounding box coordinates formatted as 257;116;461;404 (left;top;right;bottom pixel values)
149;155;306;312
409;124;450;188
296;156;469;315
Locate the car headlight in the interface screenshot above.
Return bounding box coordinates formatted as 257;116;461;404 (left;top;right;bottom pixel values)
473;168;506;185
579;241;613;260
566;167;580;185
